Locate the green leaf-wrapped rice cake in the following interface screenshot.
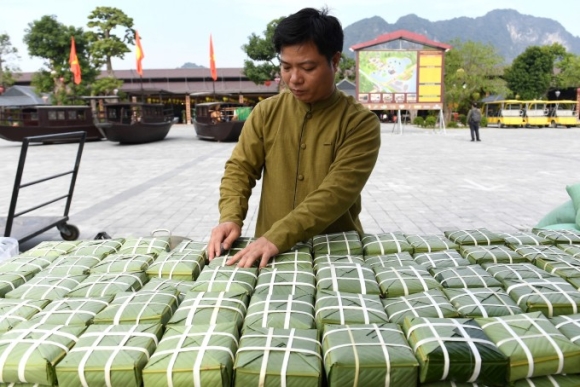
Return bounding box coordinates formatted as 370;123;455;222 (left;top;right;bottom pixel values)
90;253;156;274
0;272;35;297
404;234;458;254
322;323;419;387
68;239;124;259
361;232;413;255
234;326;322;387
432;266;503;289
254;268;316;296
503;278;580;316
146;250;205;281
482;263;556;284
316;263;380;295
382;289;459;325
315;290;388;328
65;272;148;298
403;316;508;385
312;231;363;257
56;323;163;387
27;297;112;326
413;250;470;271
531;229;580;244
41;255;101;276
443;228;504;246
374;264;442;297
190;267;257;294
460;245;526;265
500;232;552;248
142;323;239;387
116;237;170;256
476;312;580;382
443;288;523;318
243;294;315;330
4;274;87;300
364;252;415;268
93;290;180;325
0;299;50;333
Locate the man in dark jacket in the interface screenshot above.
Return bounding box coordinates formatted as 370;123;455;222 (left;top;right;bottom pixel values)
466;102;482;142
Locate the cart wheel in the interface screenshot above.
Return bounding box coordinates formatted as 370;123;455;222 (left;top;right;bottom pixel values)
60;224;80;241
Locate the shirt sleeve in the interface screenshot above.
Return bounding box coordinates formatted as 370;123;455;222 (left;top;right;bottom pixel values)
218;104;265;227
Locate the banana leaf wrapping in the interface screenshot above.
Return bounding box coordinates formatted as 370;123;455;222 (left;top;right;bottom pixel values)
170;240;208;254
140;277;196;300
443;228;504;246
68;239;125;259
93;290;180;325
312;255;364;272
0;299;50;333
254;268;316;296
146;250;205;280
534;255;580;280
208;252;245;269
142;323;239;387
89;253;156;274
234;326;322;387
403;316;508;385
41;255;101;276
190;267;257;294
503;278;580;317
361;232;414;255
4;274;87;301
0;256;56;276
243;294;315;330
460;245;527;265
413;250;470;271
230;236;256;250
322;323;419;387
511;374;580;386
315;290;388;327
382;289;459;324
266;249;313;271
532;229;580;245
482;263;557;283
56;323;163;387
432;266;503;289
551;313;580;345
513;245;571;263
0;322;86;386
476;312;580;382
65;272;148;298
167;291;249;328
559;244;580;259
316;263;380;295
374;264;442;297
443;288;523;318
405;235;458;254
26;297;112;326
0;272;35;297
312;231;363;257
18;241;80;259
499;232;552;248
364;252;415;268
117;237;170;256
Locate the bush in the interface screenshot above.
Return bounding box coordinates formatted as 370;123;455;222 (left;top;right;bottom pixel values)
480;117;488;127
413;116;424;126
459;114;467;126
424;116;437;128
447;121;459;128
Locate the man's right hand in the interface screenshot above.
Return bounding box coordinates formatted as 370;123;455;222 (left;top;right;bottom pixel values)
207;222;242;260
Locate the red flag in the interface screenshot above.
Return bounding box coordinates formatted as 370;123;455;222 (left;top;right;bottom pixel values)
69;37;81;85
210;34;217;81
135;30;144;76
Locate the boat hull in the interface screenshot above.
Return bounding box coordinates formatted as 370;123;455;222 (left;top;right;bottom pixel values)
193;120;245;142
0;123;104;142
100;121;173;144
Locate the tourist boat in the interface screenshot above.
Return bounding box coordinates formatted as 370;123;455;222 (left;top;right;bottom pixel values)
0;105;105;142
193;102;252;142
95;102;175;144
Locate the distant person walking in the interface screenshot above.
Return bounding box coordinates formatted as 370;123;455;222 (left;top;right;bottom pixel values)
466;102;482;142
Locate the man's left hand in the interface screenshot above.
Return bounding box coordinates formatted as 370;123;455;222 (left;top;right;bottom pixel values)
226;237;279;268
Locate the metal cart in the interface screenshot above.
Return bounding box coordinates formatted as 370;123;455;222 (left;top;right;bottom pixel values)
0;131;86;243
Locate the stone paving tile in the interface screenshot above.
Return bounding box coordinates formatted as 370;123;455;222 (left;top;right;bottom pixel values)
1;123;579;251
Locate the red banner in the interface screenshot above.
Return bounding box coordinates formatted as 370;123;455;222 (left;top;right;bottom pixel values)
69;37;81;85
135;30;144;76
210;34;217;81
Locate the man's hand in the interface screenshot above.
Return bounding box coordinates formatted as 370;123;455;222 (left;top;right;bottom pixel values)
226;237;279;268
207;222;241;260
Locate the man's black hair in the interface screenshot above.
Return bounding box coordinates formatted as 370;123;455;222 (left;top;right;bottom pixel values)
273;7;343;63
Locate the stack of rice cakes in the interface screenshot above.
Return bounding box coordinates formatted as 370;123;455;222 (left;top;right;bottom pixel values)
0;228;580;385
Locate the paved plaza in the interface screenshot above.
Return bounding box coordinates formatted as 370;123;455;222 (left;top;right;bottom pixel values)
1;123;579;251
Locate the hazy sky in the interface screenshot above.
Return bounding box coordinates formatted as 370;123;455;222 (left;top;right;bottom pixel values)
3;0;579;73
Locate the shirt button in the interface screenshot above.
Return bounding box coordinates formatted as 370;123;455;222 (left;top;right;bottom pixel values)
301;143;306;149
298;175;304;180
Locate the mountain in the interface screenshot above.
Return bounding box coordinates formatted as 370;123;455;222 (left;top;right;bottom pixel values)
343;9;580;63
180;62;205;69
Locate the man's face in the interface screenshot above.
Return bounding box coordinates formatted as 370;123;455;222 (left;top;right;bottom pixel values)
279;41;339;104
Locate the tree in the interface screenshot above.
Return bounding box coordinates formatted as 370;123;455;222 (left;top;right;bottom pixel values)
86;6;135;77
336;53;355;82
24;15;98;104
242;17;284;86
0;33;20;89
504;43;566;100
555;53;580;90
444;39;508;118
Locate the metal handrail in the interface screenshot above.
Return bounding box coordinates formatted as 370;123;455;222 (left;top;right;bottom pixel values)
3;131;86;237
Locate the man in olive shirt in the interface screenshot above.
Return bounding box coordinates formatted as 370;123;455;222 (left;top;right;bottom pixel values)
207;7;381;267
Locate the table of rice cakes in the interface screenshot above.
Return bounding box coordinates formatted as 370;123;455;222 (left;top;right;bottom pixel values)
2;227;580;386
